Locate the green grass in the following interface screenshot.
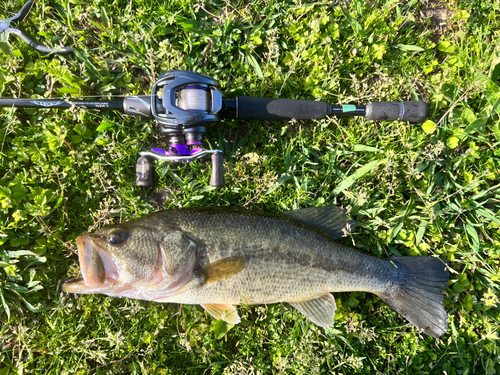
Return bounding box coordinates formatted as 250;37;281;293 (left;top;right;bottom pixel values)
1;0;499;373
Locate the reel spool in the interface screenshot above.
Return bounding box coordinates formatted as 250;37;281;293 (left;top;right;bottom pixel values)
151;70;222;129
177;86;211;112
137;71;224;188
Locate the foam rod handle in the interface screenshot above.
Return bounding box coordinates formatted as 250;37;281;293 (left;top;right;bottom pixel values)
210;153;224;187
237;97;328;121
365;101;429;123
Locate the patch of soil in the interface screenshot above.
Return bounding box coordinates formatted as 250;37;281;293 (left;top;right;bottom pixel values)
148;189;170;210
419;7;457;42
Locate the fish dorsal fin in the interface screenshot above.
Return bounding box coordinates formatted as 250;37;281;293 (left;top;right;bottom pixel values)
290;293;337;327
200;257;247;284
202;303;241;325
284;206;355;239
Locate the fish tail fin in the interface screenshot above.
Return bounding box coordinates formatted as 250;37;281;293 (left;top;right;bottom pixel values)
380;256;449;338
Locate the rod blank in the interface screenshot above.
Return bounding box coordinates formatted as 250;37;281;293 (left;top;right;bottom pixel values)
0;98;124;111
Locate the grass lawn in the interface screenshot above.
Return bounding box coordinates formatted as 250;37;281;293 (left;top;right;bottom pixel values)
0;0;499;373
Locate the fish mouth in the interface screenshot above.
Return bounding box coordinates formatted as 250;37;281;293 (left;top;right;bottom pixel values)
63;235;119;293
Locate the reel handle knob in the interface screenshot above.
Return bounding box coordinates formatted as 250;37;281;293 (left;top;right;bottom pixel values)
136;156;153;187
210;153;224;187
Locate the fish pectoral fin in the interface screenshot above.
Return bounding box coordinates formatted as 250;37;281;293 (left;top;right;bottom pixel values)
290;293;337;327
202;303;241;325
200;257;247;285
284;206;355;239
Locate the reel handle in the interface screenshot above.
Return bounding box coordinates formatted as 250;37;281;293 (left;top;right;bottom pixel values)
137;149;223;187
210;153;224;187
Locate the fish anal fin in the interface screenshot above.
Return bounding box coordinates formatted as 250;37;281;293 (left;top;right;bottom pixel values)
201;257;247;284
202;303;241;325
284;206;355;239
290;293;337;327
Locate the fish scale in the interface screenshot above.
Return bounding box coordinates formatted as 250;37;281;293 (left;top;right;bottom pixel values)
63;206;449;338
157;209;389;304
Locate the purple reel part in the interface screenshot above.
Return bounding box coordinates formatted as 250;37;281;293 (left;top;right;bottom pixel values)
187;140;203;154
151;144;203;159
168;144;189;156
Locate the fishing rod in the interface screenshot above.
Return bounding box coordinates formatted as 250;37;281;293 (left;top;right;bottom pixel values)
0;70;429;187
1;0;72;54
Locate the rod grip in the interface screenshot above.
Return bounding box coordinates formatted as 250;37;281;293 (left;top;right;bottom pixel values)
365;101;429;123
210;153;224;187
237;96;328;121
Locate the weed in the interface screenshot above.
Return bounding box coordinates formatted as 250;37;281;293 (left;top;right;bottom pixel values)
0;0;499;374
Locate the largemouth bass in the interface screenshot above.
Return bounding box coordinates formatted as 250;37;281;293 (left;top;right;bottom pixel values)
63;206;449;338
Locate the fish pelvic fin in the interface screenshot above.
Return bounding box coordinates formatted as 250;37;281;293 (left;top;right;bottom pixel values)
284;206;355;239
200;257;247;285
202;303;241;325
290;293;337;327
380;256;449;338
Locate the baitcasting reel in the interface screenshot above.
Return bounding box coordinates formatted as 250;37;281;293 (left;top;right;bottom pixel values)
124;71;225;188
0;70;430;188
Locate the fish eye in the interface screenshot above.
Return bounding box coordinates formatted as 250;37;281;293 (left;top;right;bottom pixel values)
107;229;128;246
